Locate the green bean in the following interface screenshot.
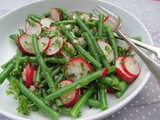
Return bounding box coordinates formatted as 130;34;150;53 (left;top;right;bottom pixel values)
99;87;108;110
17;56;66;64
97;14;104;39
58;107;81;116
45;66;115;101
60;24;102;68
26;17;34;25
28;14;41;23
58;8;73;20
55;74;65;85
53;20;76;26
132;36;142;41
35;66;41;83
115;83;129;98
105;26;118;59
102;76;126;91
71;86;95;118
9;34;19;44
8;76;59;120
75;17;109;67
83;32;100;62
0;62;15;84
1;57;15;69
53;20;96;27
18;29;25;35
43;12;50;18
87;98;100;108
51;67;62;78
32;34;56;93
85;21;96;27
42;88;47;97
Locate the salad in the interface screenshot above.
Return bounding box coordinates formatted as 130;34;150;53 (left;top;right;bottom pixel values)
0;8;141;120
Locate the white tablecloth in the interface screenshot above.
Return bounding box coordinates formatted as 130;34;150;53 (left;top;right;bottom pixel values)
0;0;160;120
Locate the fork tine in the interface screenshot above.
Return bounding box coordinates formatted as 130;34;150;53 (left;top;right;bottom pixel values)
97;5;118;19
92;10;99;17
94;8;108;16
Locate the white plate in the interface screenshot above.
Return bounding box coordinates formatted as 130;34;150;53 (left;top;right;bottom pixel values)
0;0;152;120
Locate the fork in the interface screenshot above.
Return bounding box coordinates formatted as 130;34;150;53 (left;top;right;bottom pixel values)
93;5;160;83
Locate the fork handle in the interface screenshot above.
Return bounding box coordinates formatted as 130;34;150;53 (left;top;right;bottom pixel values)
129;38;160;58
117;29;160;83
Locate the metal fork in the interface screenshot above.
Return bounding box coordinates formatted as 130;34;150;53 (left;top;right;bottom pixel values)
93;5;160;83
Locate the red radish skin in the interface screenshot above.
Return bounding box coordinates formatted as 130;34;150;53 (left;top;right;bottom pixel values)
122;56;141;78
23;63;36;88
59;80;81;107
40;18;54;28
65;58;93;81
26;22;42;36
97;40;114;63
50;8;61;21
116;57;135;82
107;87;117;94
18;34;34;55
46;36;64;56
38;37;51;52
104;15;110;22
101;67;108;77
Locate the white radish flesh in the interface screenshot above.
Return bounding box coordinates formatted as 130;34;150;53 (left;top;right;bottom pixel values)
61;42;76;60
73;12;90;21
65;58;93;81
18;34;34;55
50;8;61;21
40;18;54;28
97;40;114;63
122;56;140;78
26;22;42;36
46;36;64;56
116;57;135;82
59;80;80;107
38;37;51;52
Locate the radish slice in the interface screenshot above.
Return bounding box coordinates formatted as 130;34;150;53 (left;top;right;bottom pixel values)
101;67;108;77
73;37;86;47
46;36;64;56
61;42;76;60
104;15;110;22
22;63;36;88
50;8;61;21
59;80;80;107
40;18;54;28
97;40;114;63
38;37;51;52
116;39;129;50
25;22;30;31
47;26;59;32
26;22;42;36
116;57;135;82
90;16;98;21
122;56;140;78
65;58;93;81
73;12;90;21
18;34;34;55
